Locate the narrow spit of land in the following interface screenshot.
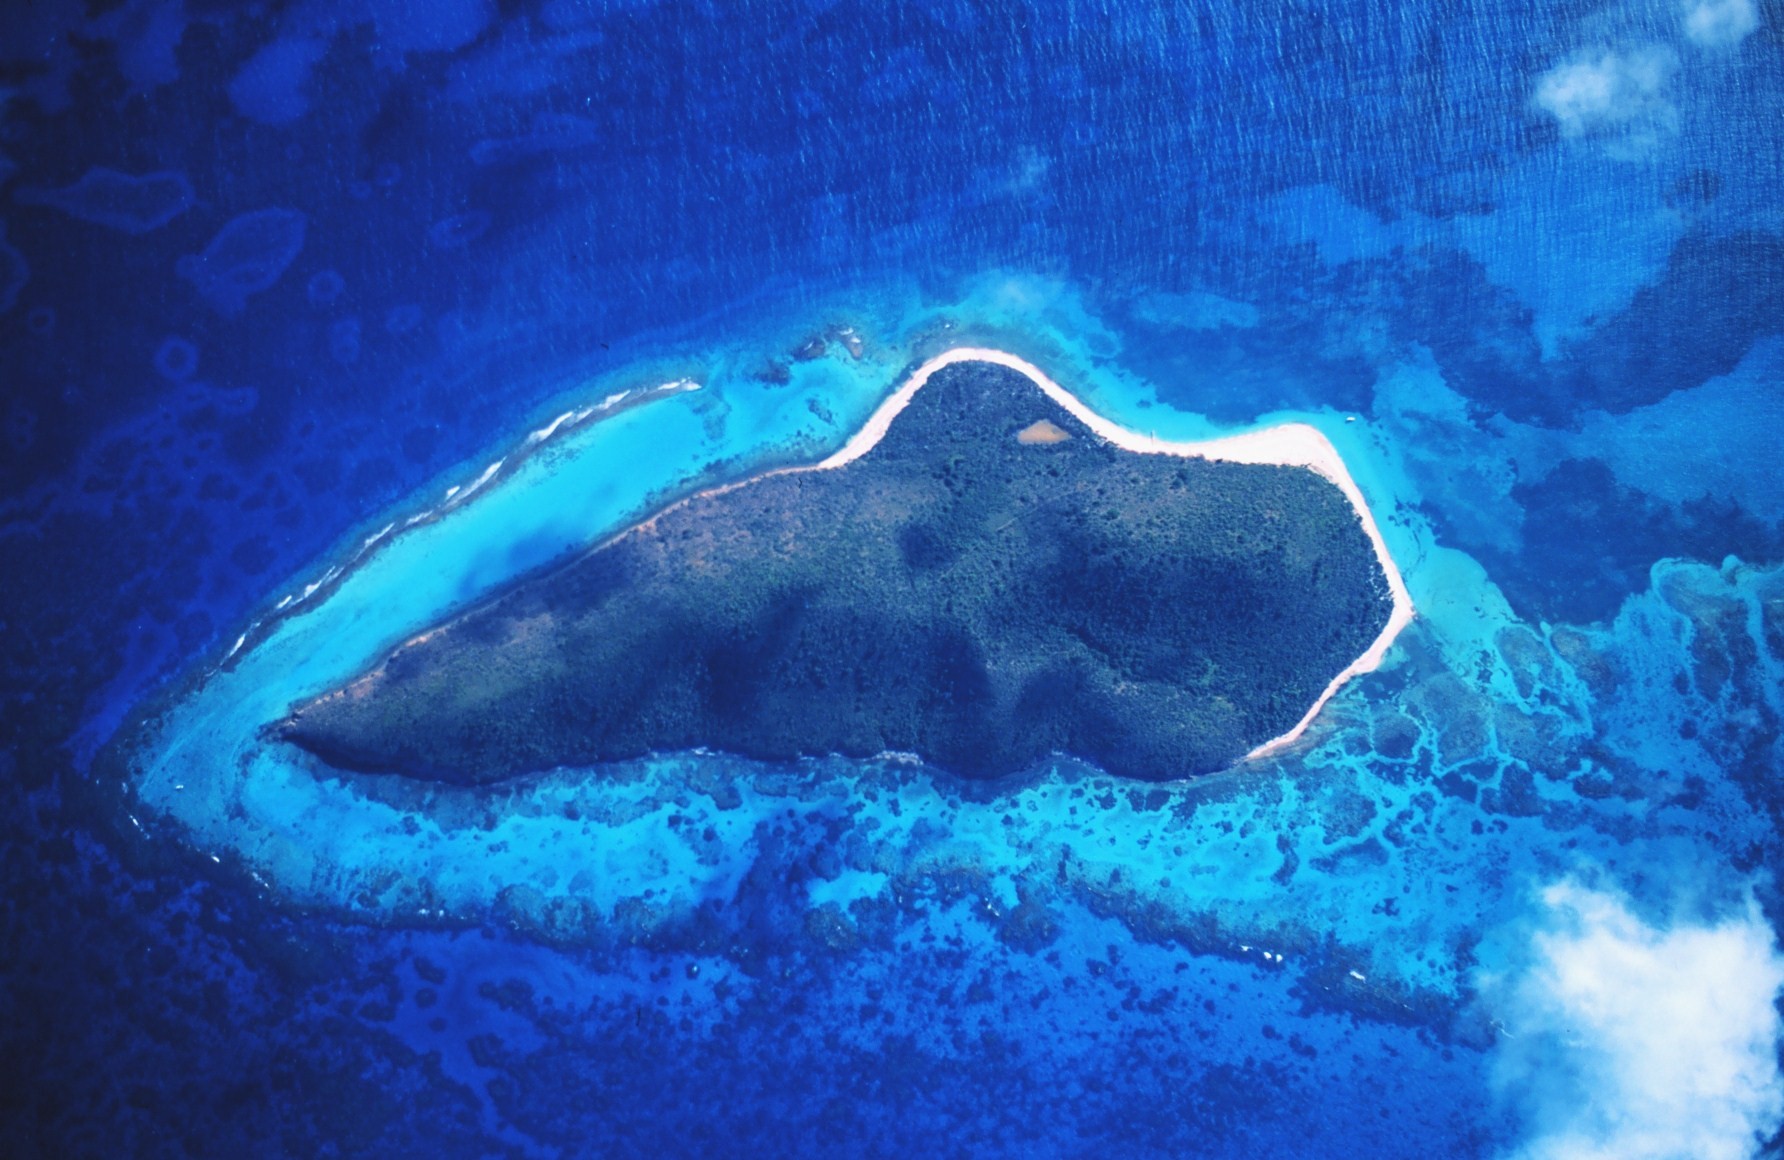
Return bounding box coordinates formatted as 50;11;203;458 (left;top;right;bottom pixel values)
282;350;1407;784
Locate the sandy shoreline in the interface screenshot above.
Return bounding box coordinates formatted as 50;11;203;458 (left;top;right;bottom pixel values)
214;377;702;672
386;345;1413;769
821;346;1415;764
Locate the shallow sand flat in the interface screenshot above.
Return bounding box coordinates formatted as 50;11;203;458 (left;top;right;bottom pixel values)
104;311;1520;1009
1017;419;1073;444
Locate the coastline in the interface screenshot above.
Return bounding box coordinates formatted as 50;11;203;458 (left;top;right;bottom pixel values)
820;347;1416;765
211;376;703;673
111;336;1459;956
383;345;1414;769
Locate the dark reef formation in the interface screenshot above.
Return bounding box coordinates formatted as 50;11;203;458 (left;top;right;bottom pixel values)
283;361;1392;783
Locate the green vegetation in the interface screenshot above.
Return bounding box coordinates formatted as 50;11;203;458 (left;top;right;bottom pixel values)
284;362;1392;784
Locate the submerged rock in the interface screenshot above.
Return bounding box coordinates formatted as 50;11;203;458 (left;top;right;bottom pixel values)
16;167;194;233
176;207;306;316
283;361;1393;783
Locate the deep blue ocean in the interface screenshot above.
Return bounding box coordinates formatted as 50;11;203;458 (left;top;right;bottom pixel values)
4;1;1784;1156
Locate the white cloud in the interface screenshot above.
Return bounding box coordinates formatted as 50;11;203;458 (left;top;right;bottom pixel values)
1533;48;1678;140
1683;0;1761;48
1486;881;1784;1160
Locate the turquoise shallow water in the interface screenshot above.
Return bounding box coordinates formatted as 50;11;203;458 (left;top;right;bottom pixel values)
6;1;1784;1154
118;273;1779;1014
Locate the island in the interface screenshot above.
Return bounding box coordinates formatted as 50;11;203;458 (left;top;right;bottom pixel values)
280;350;1406;784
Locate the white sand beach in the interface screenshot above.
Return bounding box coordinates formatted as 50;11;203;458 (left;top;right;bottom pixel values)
821;347;1416;763
389;345;1414;768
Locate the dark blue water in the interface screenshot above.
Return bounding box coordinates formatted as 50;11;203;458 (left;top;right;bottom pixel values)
4;2;1784;1156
